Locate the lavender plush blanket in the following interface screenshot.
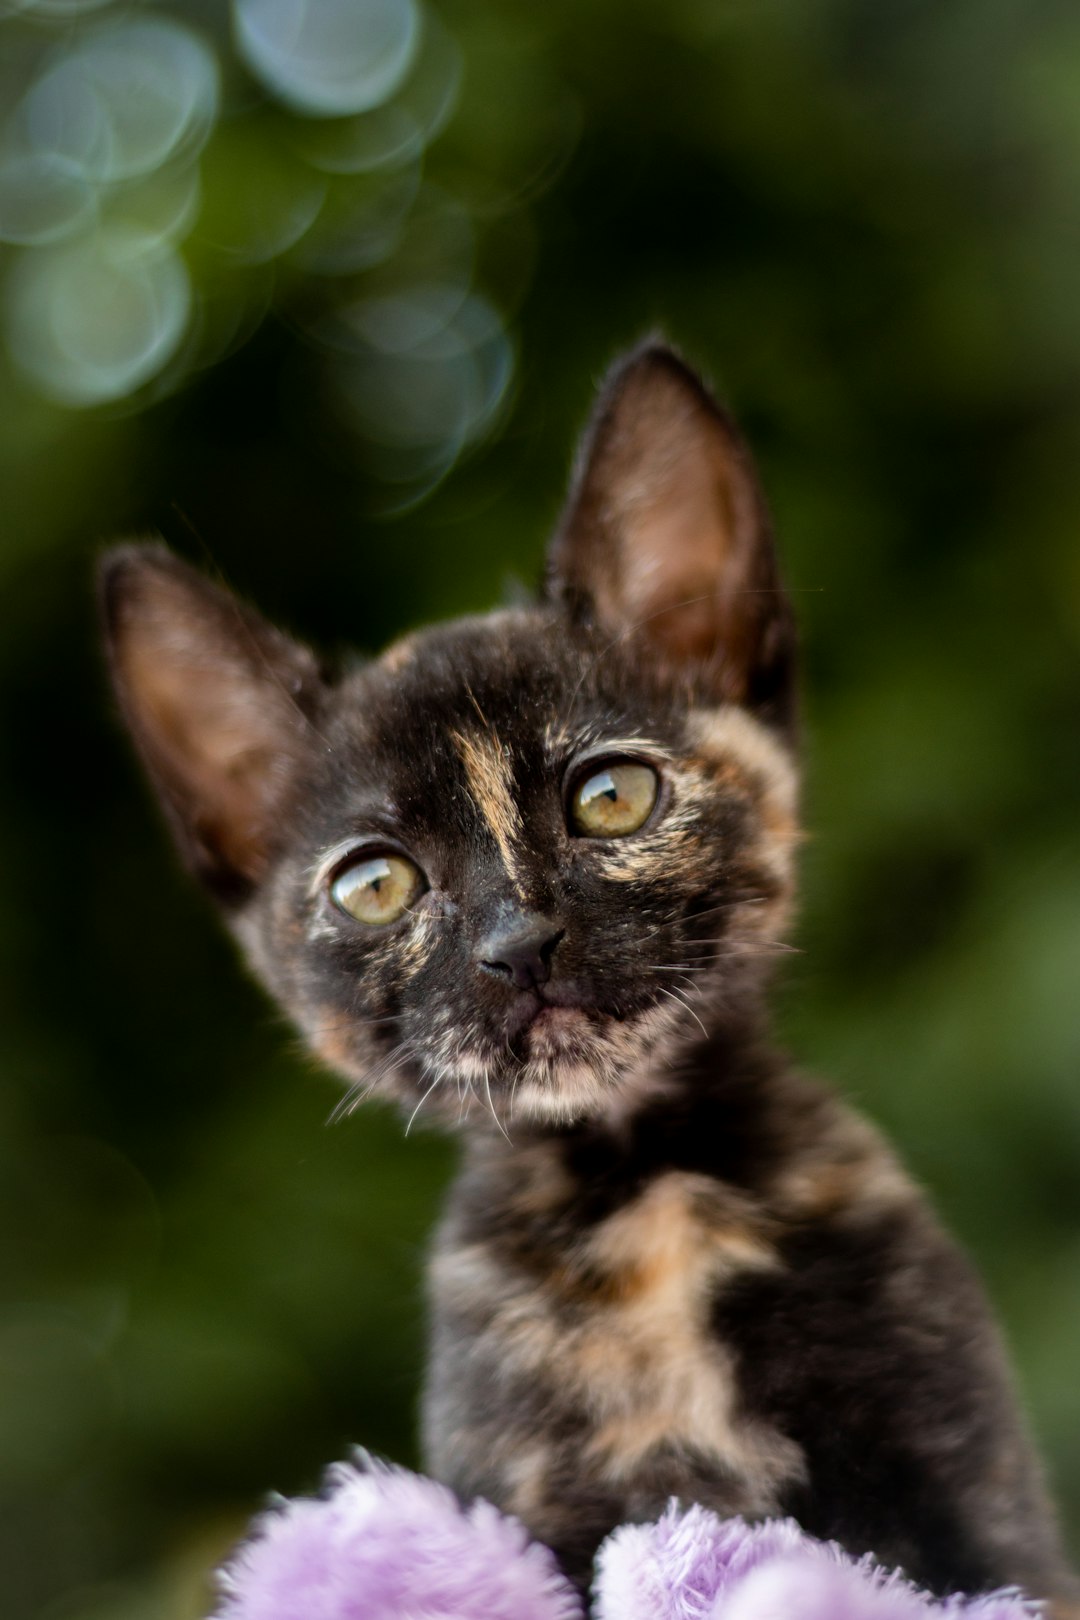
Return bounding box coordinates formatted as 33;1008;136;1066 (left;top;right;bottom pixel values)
211;1460;1036;1620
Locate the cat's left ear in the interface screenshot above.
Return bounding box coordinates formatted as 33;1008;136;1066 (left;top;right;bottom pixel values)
547;342;796;733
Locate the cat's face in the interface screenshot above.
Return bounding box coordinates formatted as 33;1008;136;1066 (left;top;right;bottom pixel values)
240;610;797;1126
102;344;799;1126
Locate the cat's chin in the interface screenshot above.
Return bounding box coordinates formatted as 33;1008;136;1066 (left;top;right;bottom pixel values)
502;998;687;1128
525;1004;593;1054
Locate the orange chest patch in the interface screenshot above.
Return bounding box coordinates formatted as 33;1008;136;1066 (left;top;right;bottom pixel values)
431;1166;807;1524
563;1171;801;1495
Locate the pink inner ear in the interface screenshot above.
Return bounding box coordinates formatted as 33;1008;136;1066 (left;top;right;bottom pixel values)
121;624;303;881
599;416;763;686
104;548;320;889
550;344;790;710
625;517;724;661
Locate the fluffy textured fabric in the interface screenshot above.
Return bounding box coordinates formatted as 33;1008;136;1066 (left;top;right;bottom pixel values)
212;1460;581;1620
212;1464;1037;1620
594;1505;1038;1620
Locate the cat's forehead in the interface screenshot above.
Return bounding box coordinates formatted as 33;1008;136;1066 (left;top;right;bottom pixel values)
301;604;695;870
376;607;568;706
343;606;663;755
309;604;797;856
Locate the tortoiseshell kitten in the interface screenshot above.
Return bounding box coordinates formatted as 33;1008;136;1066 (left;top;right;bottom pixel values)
102;345;1078;1610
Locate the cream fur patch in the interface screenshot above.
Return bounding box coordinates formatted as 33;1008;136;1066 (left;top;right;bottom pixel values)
687;705;798;819
452;727;526;894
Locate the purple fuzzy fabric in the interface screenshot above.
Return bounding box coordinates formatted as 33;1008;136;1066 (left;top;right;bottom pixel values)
594;1503;1038;1620
212;1462;1038;1620
211;1459;582;1620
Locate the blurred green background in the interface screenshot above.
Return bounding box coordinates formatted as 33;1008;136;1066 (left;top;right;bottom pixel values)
2;0;1080;1616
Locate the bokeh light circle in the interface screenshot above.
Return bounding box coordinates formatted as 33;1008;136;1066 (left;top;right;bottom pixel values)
5;229;193;406
20;0;116;16
330;285;513;490
233;0;421;118
20;19;219;183
0;152;96;245
100;162;202;248
291;103;424;177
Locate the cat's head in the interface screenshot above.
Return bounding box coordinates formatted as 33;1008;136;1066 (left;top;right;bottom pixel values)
102;344;799;1128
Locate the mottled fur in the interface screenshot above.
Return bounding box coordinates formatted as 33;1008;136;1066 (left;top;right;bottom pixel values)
101;344;1077;1608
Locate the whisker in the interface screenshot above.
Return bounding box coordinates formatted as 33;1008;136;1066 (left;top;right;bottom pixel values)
483;1072;512;1143
329;1035;419;1122
640;896;769;945
655;985;709;1041
312;1013;400;1038
405;1072;443;1136
686;896;768;924
682;933;802;957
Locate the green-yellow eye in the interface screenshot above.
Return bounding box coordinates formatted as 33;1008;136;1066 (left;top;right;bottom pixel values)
330;853;426;925
569;760;660;838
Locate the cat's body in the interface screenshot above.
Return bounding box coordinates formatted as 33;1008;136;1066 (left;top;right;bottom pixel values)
427;1056;1061;1596
102;344;1078;1608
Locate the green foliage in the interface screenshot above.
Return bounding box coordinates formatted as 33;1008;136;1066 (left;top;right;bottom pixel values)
2;1;1079;1615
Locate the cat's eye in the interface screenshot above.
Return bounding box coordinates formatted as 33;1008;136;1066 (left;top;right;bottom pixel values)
568;760;660;838
330;852;426;925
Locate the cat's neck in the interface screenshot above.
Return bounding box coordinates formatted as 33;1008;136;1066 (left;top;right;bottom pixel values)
445;1022;882;1249
459;1006;807;1191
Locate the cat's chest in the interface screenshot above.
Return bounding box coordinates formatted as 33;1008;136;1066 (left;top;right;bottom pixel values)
434;1162;803;1505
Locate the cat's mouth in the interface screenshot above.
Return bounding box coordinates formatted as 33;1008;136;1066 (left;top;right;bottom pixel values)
481;984;684;1126
500;986;619;1069
467;980;687;1126
504;985;596;1041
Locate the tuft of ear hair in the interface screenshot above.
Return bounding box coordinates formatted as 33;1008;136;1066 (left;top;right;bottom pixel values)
100;545;325;903
547;341;796;734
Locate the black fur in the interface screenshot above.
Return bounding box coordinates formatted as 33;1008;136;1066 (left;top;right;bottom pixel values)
101;343;1079;1609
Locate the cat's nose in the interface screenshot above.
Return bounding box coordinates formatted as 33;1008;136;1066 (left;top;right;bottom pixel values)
475;914;564;991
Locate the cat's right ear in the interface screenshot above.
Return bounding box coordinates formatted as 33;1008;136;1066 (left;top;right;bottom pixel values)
547;342;796;734
100;545;326;904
